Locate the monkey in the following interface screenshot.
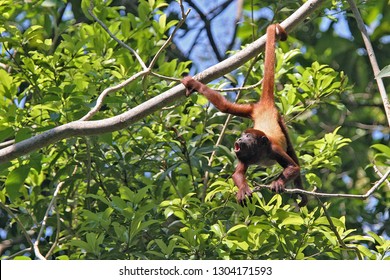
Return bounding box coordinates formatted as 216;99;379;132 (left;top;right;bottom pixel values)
181;23;307;207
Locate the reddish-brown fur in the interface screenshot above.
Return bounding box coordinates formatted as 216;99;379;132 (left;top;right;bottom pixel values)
182;24;307;207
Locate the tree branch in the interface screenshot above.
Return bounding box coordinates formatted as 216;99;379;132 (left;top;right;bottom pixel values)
253;169;390;200
317;199;362;260
148;4;190;70
33;166;78;260
225;0;244;58
186;0;224;61
346;0;390;126
0;230;35;256
88;1;147;70
0;0;326;164
79;69;150;121
80;1;189;121
0;202;34;253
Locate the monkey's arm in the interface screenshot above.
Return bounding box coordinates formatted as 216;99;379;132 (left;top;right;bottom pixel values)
269;144;300;193
277;117;308;206
272;147;307;207
182;76;253;118
232;161;253;204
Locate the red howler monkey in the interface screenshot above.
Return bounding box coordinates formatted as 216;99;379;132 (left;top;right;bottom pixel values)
181;24;307;207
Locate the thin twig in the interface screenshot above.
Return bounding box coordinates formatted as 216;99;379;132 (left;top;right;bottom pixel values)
88;1;147;70
225;0;243;58
178;0;185;16
33;182;64;260
0;230;35;255
0;202;34;249
150;71;180;82
186;0;223;61
216;79;263;92
346;0;390;126
0;139;15;148
253;169;390;199
3;247;32;260
44;209;61;259
373;165;390;190
317;199;362;259
148;4;190;69
34;166;78;260
81;1;189;121
79;69;150;121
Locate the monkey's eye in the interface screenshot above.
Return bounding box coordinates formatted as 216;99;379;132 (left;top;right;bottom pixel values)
260;136;268;144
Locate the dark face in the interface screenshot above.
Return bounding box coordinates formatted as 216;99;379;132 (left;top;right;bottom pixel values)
234;131;269;164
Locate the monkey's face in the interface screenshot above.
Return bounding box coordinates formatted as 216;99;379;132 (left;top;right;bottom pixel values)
234;131;269;164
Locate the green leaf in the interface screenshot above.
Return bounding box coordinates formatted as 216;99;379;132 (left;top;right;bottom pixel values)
305;173;322;188
81;0;93;21
0;69;16;99
357;245;375;259
279;215;304;227
111;196;128;211
42;0;57;8
367;231;384;245
121;18;131;38
376;65;390;79
343;235;374;243
321;230;337;246
371;144;390;156
148;0;155;8
158;14;166;33
15;127;32;142
70;240;92;252
14;256;32;260
210;222;225;238
314;216;345;228
0;127;14;143
5;165;30;201
227;224;247;234
154;239;168;253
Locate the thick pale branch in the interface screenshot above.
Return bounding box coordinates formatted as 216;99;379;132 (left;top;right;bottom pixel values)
0;0;326;164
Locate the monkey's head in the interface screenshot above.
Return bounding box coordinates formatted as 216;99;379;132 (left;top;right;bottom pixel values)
234;129;270;164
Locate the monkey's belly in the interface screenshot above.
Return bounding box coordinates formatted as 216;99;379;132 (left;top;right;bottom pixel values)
256;158;277;167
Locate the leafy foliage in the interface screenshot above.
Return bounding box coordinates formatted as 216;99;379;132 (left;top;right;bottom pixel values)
0;0;389;260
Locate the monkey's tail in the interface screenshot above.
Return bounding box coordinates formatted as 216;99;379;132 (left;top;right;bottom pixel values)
298;194;308;207
260;23;287;106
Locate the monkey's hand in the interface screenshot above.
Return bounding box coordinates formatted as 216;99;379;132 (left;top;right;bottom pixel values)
236;185;253;206
270;180;286;193
181;76;200;97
